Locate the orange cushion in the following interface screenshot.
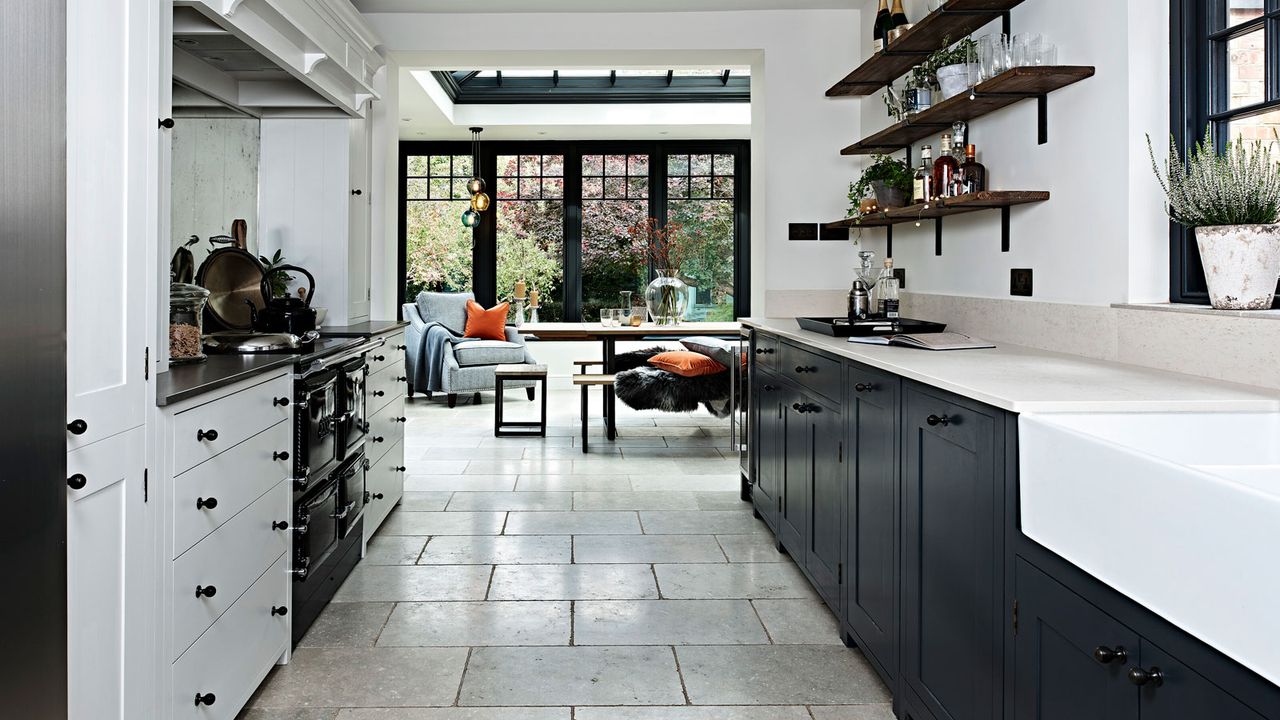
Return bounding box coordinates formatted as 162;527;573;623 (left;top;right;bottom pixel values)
463;300;509;341
648;350;727;377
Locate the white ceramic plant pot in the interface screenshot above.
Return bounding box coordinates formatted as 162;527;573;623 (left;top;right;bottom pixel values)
1195;224;1280;310
936;63;979;100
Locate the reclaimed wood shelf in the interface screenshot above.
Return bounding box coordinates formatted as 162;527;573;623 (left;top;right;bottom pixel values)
826;0;1025;97
824;190;1049;255
840;66;1096;155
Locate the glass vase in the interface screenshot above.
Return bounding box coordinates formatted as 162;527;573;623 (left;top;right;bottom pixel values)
645;269;689;326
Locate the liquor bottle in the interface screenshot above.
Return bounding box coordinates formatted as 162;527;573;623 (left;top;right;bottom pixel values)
913;145;934;204
932;133;959;200
876;259;900;319
959;144;987;195
890;0;910;28
873;0;891;51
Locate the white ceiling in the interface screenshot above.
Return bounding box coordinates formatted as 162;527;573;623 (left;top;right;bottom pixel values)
355;0;853;13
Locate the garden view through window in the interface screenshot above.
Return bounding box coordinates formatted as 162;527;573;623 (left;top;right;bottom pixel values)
400;141;748;322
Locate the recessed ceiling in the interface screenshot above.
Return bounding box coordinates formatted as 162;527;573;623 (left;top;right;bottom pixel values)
355;0;853;13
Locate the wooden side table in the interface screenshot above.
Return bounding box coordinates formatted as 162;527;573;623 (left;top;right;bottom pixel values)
494;364;548;437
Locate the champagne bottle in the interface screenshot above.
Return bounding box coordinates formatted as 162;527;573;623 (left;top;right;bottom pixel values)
873;0;891;51
890;0;910;28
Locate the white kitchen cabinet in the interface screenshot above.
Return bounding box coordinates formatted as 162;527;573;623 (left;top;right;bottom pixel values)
348;113;372;323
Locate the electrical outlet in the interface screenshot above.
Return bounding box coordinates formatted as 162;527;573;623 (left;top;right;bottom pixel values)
893;268;906;290
820;225;850;241
788;223;819;241
1011;268;1033;297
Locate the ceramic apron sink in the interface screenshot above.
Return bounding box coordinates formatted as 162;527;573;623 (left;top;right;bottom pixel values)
1019;412;1280;686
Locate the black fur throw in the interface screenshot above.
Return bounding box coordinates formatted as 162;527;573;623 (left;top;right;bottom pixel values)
612;347;733;418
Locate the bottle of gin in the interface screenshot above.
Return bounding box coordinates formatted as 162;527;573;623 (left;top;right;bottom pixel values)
876;259;900;319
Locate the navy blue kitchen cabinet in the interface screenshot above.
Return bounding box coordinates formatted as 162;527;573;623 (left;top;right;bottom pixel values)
804;392;844;611
751;367;783;531
777;383;810;560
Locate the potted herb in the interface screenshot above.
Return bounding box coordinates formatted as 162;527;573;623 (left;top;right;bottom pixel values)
849;155;914;216
929;36;979;101
1148;128;1280;310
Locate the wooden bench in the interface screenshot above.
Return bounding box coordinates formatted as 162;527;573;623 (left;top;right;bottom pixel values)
574;360;608;420
572;374;615;453
494;364;548;437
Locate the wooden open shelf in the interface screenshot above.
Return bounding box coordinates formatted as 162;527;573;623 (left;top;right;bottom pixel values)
826;0;1025;97
826;190;1049;228
840;66;1095;155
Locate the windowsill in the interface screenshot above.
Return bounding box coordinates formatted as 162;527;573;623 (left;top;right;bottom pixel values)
1112;303;1280;321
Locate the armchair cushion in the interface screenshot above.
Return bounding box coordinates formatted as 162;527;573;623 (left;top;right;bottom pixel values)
415;291;473;335
454;340;527;367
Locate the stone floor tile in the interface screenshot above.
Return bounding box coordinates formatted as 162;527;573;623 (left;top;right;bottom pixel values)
694;492;752;511
516;474;633;492
574;535;727;564
752;598;844;645
488;564;658;600
808;705;897;720
247;647;468;708
238;708;339;720
477;435;574;448
575;600;769;645
654;563;817;600
620;447;734;459
465;459;574;476
573;491;700;511
424;446;526;460
404;475;516;492
376;601;570;647
505;511;641;535
458;646;685;706
336;710;571;720
716;534;787;563
573;459;679;476
639;511;769;535
362;536;427;565
419;535;571;565
296;602;394;648
675;645;891;705
409;460;470;475
446;491;573;511
524;446;621;459
629;475;742;492
331;565;491;602
377;511;507;536
574;707;812;720
394;492;455;512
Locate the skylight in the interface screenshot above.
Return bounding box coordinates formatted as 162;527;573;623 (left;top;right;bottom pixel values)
433;67;751;105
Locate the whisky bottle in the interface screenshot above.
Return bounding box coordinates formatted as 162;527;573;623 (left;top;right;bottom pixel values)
932;134;959;200
959;144;987;195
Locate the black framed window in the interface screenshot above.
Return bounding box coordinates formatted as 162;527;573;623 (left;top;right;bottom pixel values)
398;140;751;322
1171;0;1280;302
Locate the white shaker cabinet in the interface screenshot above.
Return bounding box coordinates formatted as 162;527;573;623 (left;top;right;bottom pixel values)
348;112;373;324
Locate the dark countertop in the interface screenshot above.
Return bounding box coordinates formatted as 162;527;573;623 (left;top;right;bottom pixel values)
156;336;365;407
320;320;408;338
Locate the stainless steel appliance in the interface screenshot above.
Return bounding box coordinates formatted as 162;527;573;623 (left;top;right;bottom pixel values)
738;326;752;499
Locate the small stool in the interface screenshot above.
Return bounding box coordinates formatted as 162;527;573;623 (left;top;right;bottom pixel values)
574;360;608;420
495;364;548;437
572;374;616;453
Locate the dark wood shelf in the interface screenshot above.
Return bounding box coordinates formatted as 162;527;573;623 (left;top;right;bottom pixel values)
826;190;1049;228
826;0;1025;97
840;66;1096;155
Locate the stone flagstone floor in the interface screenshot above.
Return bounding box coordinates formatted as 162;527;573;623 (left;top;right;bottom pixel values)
241;386;892;720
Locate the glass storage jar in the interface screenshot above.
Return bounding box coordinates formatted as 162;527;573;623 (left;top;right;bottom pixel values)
169;283;210;365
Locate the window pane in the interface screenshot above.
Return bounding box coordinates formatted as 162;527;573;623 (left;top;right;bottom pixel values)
407;156;430;177
405;200;473;299
1227;27;1265;110
543;178;564;199
713;176;735;199
1226;0;1264;30
628;177;648;199
497;177;518;200
452;179;472;200
453;155;473;178
544;155;564;177
498;199;565;322
668;176;689;198
668;155;689;175
628;155;649;176
714;154;735;175
605;177;626;199
690;154;713;175
670;198;735;321
583;177;603;199
1226;108;1280;153
497;155;519;178
429;178;450;199
519;178;541;199
406;179;430;200
583;155;604;176
429;155;451;176
520;155;541;176
690;176;712;198
582;199;648;324
605;155;627;176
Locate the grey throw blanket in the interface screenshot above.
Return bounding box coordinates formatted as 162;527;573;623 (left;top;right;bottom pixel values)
412;322;477;393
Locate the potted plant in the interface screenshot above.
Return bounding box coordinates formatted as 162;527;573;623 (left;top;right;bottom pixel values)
1148;128;1280;310
849;155;915;216
928;36;979;101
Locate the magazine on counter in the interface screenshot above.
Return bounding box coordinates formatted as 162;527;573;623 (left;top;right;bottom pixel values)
848;332;995;351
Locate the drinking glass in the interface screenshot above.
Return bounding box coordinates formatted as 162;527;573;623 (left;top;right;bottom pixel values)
990;34;1010;77
1012;33;1042;68
1037;43;1058;66
600;309;615;327
978;35;996;82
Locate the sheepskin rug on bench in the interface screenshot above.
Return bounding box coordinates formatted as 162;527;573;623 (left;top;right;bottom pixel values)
612;347;734;418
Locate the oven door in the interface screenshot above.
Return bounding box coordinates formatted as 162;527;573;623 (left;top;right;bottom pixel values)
293;478;339;583
334;448;367;539
295;368;338;492
337;357;368;461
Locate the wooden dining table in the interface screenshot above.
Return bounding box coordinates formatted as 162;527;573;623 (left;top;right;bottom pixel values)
516;321;742;440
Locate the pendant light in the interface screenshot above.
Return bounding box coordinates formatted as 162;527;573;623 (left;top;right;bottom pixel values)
462;126;490;227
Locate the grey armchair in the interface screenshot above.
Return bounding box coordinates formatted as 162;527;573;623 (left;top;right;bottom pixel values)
403;291;537;408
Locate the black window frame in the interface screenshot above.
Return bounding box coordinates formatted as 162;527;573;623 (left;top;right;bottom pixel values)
398;139;751;321
1170;0;1280;303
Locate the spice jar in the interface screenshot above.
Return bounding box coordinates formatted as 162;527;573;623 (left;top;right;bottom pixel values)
169;283;210;365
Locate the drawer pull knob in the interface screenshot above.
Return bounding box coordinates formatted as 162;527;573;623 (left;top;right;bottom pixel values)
393;466;406;472
272;520;289;531
754;348;774;355
67;419;88;435
273;397;290;407
273;450;290;461
195;585;217;599
372;436;384;443
763;385;775;392
197;428;219;442
193;692;216;707
1127;667;1164;687
926;414;951;427
854;383;875;393
196;497;218;511
394;416;407;423
372;354;386;362
396;376;407;382
396;344;406;351
1093;646;1128;665
271;605;288;617
159;117;175;129
372;390;385;397
370;492;384;500
67;474;87;490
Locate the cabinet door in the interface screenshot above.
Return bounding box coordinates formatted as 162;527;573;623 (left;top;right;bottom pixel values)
843;364;900;684
777;386;810;560
1012;558;1139;720
805;398;843;611
902;385;1004;720
1137;641;1268;720
752;369;783;529
347;114;371;323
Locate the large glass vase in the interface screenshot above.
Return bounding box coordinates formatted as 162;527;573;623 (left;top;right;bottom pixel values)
645;269;689;325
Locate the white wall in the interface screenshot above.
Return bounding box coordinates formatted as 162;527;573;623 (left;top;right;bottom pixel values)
170;117;259;265
363;9;864;319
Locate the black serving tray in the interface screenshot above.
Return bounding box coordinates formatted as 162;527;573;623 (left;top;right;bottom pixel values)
796;316;947;337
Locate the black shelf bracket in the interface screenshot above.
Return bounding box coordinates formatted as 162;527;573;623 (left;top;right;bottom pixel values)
886;224;894;258
1037;94;1048;144
935;217;944;256
1001;206;1012;252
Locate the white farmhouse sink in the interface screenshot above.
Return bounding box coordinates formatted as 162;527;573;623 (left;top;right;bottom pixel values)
1019;412;1280;686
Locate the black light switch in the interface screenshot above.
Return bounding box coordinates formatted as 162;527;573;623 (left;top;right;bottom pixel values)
820;225;850;241
1011;268;1033;297
788;223;819;241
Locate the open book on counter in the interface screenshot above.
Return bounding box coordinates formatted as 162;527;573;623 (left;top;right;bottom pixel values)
848;332;995;351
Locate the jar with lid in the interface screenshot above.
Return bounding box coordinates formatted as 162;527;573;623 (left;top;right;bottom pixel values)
169;283;210;365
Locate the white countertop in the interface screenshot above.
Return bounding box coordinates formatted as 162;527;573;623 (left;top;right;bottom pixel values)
742;317;1280;413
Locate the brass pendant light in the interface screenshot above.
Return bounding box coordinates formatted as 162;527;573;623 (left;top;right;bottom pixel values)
462;126;490;227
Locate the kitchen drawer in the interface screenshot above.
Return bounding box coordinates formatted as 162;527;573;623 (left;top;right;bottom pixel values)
365;396;405;466
173;374;291;476
780;342;842;403
367;331;406;377
364;439;404;541
172;419;291;559
753;332;780;372
170;555;288;720
366;360;406;416
171;481;289;660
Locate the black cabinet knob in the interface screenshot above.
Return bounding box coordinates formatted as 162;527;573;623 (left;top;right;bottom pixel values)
926;414;951;427
67;474;87;490
193;692;215;707
195;585;217;599
271;605;288;616
393;466;406;472
372;390;385;397
159;118;175;129
395;376;407;382
351;189;363;196
395;344;406;351
763;385;775;392
394;416;407;423
755;349;766;355
1093;646;1128;665
855;383;875;393
792;403;803;412
372;436;384;443
67;419;88;435
197;428;219;442
273;397;290;407
370;492;384;500
373;354;385;362
794;366;806;373
1127;667;1164;687
273;450;290;461
196;497;218;511
272;520;289;531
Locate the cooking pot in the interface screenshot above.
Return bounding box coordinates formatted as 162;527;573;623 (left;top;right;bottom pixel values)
248;264;317;335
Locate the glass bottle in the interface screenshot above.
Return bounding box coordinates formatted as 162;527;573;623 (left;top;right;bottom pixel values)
876;259;900;319
913;145;934;204
873;0;891;51
959;144;987;195
932;134;959;200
